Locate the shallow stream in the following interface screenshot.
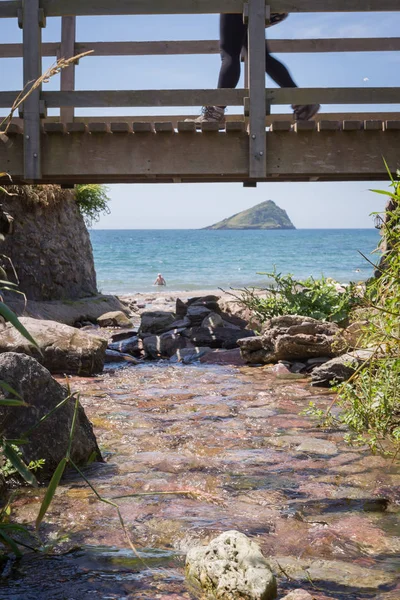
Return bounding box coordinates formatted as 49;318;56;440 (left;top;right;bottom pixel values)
2;362;400;599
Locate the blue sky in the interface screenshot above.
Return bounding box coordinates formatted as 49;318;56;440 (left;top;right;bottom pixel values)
0;8;399;228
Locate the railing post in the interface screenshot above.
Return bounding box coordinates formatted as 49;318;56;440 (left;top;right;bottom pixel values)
21;0;43;181
247;0;267;180
60;16;76;123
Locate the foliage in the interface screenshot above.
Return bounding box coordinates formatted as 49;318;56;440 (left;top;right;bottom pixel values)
232;268;361;327
306;166;400;456
75;184;111;227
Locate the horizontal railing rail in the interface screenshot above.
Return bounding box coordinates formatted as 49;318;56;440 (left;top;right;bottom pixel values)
2;37;400;59
0;0;399;18
1;88;399;110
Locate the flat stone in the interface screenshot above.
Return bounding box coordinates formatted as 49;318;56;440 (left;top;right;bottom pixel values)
97;311;132;328
269;556;394;590
200;348;246;366
108;335;142;356
296;438;338;456
170;347;211;364
105;349;139;364
311;350;374;387
280;591;314;600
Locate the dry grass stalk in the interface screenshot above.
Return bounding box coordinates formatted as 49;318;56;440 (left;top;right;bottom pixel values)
0;51;93;137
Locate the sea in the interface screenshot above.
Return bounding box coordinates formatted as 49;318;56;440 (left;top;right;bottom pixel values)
90;229;381;295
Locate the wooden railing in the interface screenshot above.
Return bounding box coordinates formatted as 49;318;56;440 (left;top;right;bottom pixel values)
0;0;399;183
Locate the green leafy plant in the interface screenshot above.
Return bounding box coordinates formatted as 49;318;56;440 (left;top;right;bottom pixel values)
306;166;400;456
75;184;111;227
230;268;361;328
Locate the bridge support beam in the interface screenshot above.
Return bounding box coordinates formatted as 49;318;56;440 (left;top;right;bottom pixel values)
2;127;399;184
21;0;43;181
247;0;267;179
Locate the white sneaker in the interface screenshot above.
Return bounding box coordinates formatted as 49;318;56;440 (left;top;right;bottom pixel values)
185;106;226;126
292;103;320;122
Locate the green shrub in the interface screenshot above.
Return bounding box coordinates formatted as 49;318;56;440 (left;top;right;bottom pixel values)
232;269;361;328
75;184;111;227
306;169;400;455
334;170;400;454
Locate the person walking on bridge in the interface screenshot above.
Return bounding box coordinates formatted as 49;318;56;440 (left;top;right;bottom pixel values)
190;12;320;125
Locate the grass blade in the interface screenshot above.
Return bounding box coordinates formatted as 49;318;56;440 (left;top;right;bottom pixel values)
21;393;74;440
0;302;39;350
66;396;80;460
0;529;22;557
2;443;38;487
35;457;67;530
0;381;24;402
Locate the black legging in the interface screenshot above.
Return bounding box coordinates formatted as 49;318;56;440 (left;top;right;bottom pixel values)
218;13;297;89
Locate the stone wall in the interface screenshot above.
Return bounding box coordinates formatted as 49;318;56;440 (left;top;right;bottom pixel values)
0;185;97;301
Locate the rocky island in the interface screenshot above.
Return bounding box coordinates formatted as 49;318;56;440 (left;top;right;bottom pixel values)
204;199;295;230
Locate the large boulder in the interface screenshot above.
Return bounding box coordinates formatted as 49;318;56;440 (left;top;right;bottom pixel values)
238;316;346;365
186;530;277;600
0;317;107;375
139;311;176;335
311;350;373;387
0;353;102;479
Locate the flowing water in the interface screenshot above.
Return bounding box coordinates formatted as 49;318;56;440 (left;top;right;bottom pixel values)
2;362;400;599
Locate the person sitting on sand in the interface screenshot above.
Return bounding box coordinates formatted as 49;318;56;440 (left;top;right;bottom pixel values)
189;12;320;125
154;273;166;286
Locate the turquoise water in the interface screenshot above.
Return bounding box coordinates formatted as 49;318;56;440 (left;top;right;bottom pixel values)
90;229;381;294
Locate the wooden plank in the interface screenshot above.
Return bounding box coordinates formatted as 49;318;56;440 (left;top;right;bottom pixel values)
318;120;340;131
267;87;400;105
364;120;383;131
294;121;317;132
226;121;245;132
343;121;363;131
38;0;400;16
60;17;76;123
154;122;174;133
270;121;292;131
33;88;400;110
22;0;42;181
40;0;250;16
133;122;154;133
88;122;109;133
110;122;131;133
0;2;19;18
75;40;220;57
200;121;220;132
41;89;246;108
386;121;400;130
3;129;400;184
177;121;196;132
43;122;66;133
76;37;400;57
3;37;400;60
67;122;87;133
248;0;267;179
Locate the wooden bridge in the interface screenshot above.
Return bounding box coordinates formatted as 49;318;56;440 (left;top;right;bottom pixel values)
0;0;400;186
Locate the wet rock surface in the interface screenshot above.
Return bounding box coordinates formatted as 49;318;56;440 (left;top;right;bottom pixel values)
239;316;346;365
311;350;374;387
0;317;107;375
0;353;102;479
2;361;399;599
